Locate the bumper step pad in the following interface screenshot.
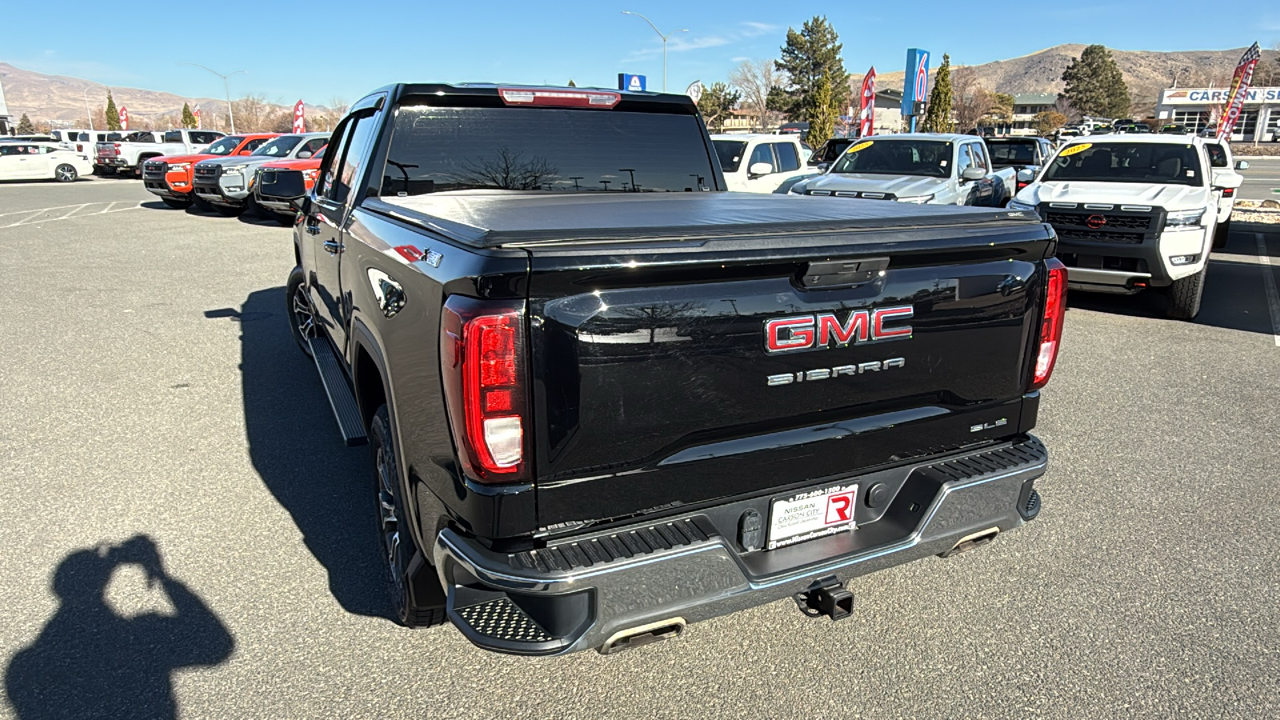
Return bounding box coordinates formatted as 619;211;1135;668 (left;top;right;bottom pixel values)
455;597;554;644
307;337;367;446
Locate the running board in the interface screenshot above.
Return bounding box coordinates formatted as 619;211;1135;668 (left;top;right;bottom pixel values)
307;336;368;446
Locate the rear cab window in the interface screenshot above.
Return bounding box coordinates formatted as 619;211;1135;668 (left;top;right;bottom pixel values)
380;98;718;196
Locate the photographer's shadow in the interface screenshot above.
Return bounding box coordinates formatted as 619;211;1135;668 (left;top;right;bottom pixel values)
5;536;233;720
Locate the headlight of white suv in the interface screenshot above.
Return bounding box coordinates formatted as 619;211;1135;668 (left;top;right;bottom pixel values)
896;194;934;204
1008;200;1036;211
1165;209;1205;228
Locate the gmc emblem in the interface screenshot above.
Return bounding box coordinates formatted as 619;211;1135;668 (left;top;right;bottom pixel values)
764;306;914;354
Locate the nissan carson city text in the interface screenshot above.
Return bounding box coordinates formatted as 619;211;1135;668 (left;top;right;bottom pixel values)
258;82;1066;657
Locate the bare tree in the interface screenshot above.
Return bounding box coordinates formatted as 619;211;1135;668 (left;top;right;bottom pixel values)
951;67;994;132
730;59;784;132
1052;95;1080;123
229;95;272;132
455;147;558;190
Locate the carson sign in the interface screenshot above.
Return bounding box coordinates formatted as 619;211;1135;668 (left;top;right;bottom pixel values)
1160;87;1280;105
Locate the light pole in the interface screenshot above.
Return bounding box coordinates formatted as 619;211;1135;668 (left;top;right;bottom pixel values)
621;11;687;92
179;62;247;133
82;87;96;130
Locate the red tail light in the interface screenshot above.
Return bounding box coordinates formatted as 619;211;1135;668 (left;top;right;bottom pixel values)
1031;258;1067;390
1223;187;1234;198
441;297;528;483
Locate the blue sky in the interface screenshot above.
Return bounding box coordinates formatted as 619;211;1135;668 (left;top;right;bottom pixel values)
5;0;1276;106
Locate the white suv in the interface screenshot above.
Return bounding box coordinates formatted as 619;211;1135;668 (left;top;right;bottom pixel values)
1010;134;1242;320
711;134;810;193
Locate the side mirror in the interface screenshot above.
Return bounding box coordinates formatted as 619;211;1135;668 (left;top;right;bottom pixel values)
1235;160;1249;170
961;167;986;182
1016;168;1036;183
748;162;773;177
238;150;251;156
257;168;307;204
297;151;312;159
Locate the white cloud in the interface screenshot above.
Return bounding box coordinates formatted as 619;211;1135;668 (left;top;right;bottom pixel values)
740;22;780;38
621;21;781;63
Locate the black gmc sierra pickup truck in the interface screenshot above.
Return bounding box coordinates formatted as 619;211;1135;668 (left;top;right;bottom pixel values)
261;83;1066;656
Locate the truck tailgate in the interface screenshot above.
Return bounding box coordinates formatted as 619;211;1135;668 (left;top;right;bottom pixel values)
526;219;1055;530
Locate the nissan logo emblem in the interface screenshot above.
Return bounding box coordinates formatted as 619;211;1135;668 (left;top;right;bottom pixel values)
1085;214;1107;229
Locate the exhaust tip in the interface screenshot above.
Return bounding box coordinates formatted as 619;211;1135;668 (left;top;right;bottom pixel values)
939;527;1000;558
599;617;686;655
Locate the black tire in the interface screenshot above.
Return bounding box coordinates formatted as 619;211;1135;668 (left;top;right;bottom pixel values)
243;195;261;219
100;166;117;177
370;405;447;628
285;267;315;358
191;195;213;213
1166;266;1207;320
161;197;191;209
54;164;78;183
1212;217;1231;251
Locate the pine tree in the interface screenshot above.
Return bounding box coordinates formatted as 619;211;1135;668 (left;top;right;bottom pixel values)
567;79;577;87
181;103;197;129
774;15;850;133
105;91;121;131
696;82;741;133
1061;45;1129;119
16;114;36;134
921;54;954;133
807;73;838;146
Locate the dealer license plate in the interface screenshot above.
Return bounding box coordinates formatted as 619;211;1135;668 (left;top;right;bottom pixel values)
767;483;858;550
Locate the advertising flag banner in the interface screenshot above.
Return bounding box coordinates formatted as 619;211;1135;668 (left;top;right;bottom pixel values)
858;67;877;137
292;100;306;134
1217;43;1261;140
194;106;201;129
119;106;129;131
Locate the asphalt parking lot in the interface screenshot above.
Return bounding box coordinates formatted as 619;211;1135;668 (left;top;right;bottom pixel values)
1237;156;1280;201
1;178;1278;719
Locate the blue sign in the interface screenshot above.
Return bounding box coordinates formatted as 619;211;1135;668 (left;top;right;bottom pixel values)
618;74;647;93
902;48;930;130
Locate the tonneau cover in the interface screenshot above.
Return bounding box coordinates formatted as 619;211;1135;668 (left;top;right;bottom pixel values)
367;192;1040;247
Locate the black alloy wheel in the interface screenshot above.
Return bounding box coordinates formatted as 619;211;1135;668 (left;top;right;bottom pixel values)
285;267;316;358
370;406;445;628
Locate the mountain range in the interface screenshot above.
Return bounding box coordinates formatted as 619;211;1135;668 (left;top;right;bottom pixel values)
0;62;332;127
850;44;1278;107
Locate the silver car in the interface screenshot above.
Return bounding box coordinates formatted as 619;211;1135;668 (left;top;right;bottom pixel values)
192;132;328;215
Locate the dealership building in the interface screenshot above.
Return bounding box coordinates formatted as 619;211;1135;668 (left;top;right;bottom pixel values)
1155;86;1279;141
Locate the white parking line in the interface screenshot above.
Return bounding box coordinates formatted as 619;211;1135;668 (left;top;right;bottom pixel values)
0;201;142;229
1258;233;1280;348
0;203;95;218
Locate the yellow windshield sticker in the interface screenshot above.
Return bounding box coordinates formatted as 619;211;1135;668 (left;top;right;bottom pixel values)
1059;143;1092;157
846;141;874;153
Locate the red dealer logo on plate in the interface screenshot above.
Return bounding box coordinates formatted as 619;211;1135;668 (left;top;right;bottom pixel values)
825;492;855;524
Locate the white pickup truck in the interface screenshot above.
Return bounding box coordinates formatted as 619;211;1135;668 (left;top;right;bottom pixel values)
1009;134;1242;319
95;128;224;176
1201;138;1249;249
788;133;1016;206
710;134;810;193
